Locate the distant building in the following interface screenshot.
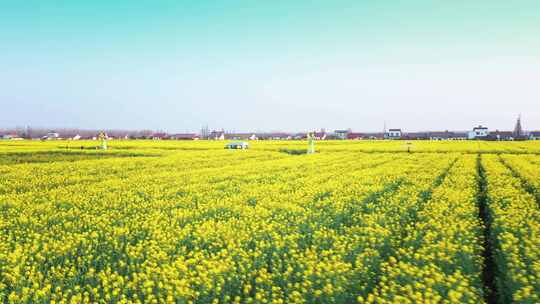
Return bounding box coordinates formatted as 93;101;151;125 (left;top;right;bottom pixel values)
488;130;514;141
259;133;291;140
334;129;351;140
292;133;307;140
313;131;327;140
347;132;364;140
422;131;467;141
209;130;225;140
428;131;451;140
42;132;60;140
450;132;469;140
468;126;489;139
403;132;429;140
384;129;402;139
2;133;23;140
151;133;169;140
170;133;200;140
363;133;385;140
225;133;258;140
529;132;540;140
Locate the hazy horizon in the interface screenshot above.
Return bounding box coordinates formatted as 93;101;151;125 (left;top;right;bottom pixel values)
0;124;534;135
2;1;539;132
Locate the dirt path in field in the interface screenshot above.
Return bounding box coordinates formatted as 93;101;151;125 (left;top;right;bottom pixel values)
476;154;499;304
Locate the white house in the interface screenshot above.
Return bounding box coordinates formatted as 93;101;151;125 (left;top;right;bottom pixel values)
385;129;402;139
468;126;489;139
43;132;60;140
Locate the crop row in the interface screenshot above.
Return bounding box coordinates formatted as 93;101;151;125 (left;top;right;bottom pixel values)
481;155;540;303
364;155;486;303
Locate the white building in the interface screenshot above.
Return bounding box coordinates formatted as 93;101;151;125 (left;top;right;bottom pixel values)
529;132;540;140
43;132;60;140
468;126;489;139
385;129;402;139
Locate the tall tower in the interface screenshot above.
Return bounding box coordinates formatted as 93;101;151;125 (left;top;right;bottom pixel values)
513;114;523;138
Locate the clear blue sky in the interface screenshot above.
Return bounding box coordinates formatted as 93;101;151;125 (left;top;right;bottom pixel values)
1;0;539;132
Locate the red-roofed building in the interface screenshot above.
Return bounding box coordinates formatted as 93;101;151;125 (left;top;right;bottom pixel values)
347;133;364;140
151;133;169;140
259;133;291;140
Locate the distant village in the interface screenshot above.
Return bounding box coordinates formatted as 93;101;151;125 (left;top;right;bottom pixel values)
2;117;539;141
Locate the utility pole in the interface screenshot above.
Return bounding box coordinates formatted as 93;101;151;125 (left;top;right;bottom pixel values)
201;125;209;140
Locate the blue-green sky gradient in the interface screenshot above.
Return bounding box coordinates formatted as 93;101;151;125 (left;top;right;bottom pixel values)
1;0;539;131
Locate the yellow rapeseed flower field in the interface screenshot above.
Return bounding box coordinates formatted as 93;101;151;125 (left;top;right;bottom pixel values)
0;140;539;303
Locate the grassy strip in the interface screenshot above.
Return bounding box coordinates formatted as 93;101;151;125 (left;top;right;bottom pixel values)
0;151;156;165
